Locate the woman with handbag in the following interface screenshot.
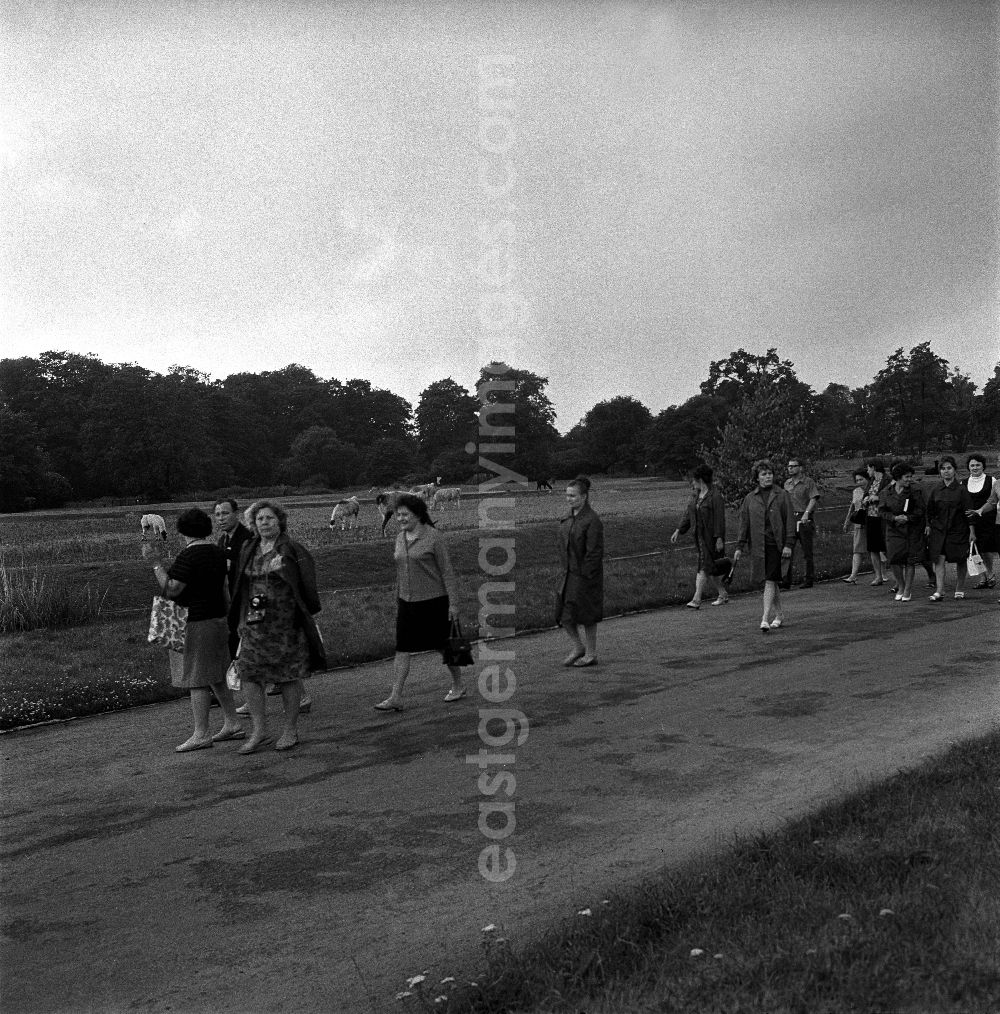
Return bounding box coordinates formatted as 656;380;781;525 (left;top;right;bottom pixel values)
374;494;465;711
841;469;869;584
142;508;244;752
557;475;605;666
963;453;998;589
862;458;890;585
733;460;795;632
670;463;729;607
229;501;326;753
925;456;975;601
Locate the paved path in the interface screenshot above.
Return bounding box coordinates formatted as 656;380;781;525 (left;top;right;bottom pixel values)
2;581;998;1013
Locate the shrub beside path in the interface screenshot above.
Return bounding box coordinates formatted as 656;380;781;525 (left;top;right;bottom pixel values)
2;582;998;1013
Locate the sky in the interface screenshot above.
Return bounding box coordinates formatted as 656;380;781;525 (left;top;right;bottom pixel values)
2;0;998;433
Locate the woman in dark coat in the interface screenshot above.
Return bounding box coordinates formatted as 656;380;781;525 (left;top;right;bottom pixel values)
964;452;998;589
878;462;926;603
733;459;796;632
670;463;729;607
557;475;604;667
925;456;974;601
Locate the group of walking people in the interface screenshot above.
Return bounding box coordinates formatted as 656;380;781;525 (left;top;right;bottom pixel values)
142;452;996;752
842;453;998;602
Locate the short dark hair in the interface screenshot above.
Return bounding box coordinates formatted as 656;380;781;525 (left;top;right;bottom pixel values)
966;452;988;468
250;500;288;533
213;498;238;512
568;475;592;496
395;493;435;526
939;455;958;471
866;457;885;472
751;459;774;482
692;464;713;485
853;469;868;482
890;462;914;481
176;507;213;538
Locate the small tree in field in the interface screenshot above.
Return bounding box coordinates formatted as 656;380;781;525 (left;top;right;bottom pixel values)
704;383;816;506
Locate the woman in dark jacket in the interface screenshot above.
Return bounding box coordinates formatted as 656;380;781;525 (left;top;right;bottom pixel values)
733;459;795;632
670;463;729;607
142;508;244;752
557;475;604;667
925;456;974;601
878;462;926;603
229;500;326;753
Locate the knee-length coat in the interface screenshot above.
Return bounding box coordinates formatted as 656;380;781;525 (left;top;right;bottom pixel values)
557;502;604;625
736;485;796;584
925;480;972;562
676;487;726;572
879;485;926;565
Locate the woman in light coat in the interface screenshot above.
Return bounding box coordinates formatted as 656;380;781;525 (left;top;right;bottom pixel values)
734;459;795;632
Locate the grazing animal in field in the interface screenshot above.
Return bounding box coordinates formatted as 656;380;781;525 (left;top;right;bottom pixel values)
411;480;440;501
535;477;553;492
140;514;168;541
329;496;361;531
374;490;408;536
431;486;461;510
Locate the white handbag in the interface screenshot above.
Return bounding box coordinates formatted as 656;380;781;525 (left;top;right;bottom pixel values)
967;542;986;577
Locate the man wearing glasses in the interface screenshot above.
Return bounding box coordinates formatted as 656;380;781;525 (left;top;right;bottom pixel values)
782;458;820;589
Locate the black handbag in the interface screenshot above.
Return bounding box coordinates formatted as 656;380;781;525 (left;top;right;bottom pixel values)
443;618;475;667
711;555;735;585
849;507;867;525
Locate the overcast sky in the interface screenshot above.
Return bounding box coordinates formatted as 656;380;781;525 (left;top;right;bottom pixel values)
2;0;997;432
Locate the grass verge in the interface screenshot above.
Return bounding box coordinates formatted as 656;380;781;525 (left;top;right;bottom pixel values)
400;732;1000;1013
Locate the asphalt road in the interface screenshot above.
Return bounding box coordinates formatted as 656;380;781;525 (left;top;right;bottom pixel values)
2;579;998;1014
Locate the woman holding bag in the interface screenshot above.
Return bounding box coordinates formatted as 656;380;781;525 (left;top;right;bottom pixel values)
670;463;729;607
964;453;998;589
841;469;869;584
142;508;244;752
374;494;466;711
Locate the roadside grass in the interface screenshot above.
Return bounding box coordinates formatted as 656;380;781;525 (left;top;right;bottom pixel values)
405;732;1000;1014
0;561;109;633
0;493;866;729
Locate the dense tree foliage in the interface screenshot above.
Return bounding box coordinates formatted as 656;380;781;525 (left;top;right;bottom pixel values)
0;345;992;510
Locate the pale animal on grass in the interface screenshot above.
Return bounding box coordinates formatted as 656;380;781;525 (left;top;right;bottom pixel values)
140;514;167;541
411;480;440;500
329;496;361;532
431;487;461;510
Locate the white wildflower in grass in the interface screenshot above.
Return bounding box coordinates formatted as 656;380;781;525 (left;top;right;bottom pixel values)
440;977;455;984
713;953;724;959
406;974;426;988
879;908;894;917
601;899;610;905
395;991;412;1000
434;997;448;1005
577;908;592;916
481;924;496;933
805;948;818;955
837;913;852;920
690;948;705;958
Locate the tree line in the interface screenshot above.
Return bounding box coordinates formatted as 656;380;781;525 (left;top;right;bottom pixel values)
1;344;997;511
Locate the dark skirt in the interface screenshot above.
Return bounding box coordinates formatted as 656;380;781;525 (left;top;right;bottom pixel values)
885;526;926;566
396;595;450;654
928;526;972;563
865;515;886;553
761;541;782;584
970;516;998;554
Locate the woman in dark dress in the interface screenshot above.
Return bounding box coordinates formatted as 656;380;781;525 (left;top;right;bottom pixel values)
862;458;890;585
963;452;998;589
142;508;244;752
733;459;795;632
374;494;465;710
926;456;974;601
878;462;926;603
557;475;604;667
670;463;728;607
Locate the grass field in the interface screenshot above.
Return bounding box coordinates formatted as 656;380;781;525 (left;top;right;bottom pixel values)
0;474;870;729
408;731;1000;1014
